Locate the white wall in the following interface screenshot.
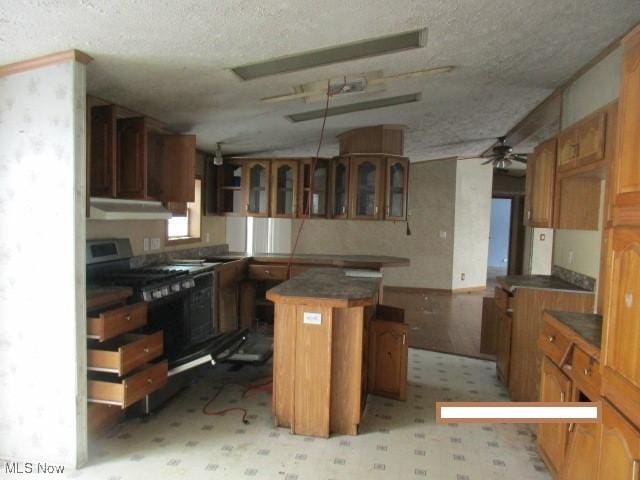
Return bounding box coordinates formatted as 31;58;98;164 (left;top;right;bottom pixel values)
529;228;554;275
0;60;87;466
228;217;292;254
554;46;621;279
451;159;493;289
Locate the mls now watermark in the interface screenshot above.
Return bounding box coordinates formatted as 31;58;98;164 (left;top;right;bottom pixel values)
5;461;65;474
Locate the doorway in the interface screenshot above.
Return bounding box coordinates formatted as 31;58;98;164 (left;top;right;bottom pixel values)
487;198;512;283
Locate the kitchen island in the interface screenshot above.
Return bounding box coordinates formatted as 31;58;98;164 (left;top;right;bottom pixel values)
266;268;381;438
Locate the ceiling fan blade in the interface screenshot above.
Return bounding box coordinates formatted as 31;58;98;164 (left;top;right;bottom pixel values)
369;65;455;85
513;157;528;164
481;158;494;165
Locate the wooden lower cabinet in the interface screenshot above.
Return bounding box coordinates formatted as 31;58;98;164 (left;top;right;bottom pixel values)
562;420;601;480
367;319;408;401
598;401;640;480
538;356;571;475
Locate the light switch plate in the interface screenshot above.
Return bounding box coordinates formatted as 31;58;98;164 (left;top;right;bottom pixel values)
303;312;322;325
143;238;150;252
151;238;161;250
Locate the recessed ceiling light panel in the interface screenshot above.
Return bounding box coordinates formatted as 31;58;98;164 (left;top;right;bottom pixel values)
232;28;427;80
287;93;422;122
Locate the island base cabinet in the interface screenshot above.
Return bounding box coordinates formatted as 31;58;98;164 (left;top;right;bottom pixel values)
598;401;640;480
367;319;407;401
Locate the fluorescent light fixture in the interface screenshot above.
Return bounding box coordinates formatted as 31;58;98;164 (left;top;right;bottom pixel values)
231;28;426;80
286;93;421;122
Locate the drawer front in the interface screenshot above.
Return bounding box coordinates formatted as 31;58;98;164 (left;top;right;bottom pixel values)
494;287;511;312
88;360;168;408
88;331;163;376
572;347;601;397
249;264;289;281
88;302;148;342
538;321;571;366
217;259;247;287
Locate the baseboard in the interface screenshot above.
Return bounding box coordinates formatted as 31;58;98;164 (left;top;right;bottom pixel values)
384;285;487;294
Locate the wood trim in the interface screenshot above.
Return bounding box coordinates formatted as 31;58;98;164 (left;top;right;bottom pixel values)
0;49;93;77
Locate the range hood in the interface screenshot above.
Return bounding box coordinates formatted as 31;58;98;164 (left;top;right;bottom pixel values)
89;197;172;220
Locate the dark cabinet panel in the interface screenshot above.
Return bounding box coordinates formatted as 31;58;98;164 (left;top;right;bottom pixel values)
89;105;117;198
116;117;147;199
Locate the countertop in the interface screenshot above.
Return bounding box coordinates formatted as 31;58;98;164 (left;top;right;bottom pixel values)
205;252;409;269
546;310;603;353
265;268;381;308
497;275;593;294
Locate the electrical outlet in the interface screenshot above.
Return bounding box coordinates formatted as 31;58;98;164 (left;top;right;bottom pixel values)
460;272;465;281
568;251;574;265
205;232;210;243
143;238;150;252
539;233;546;241
151;238;161;250
439;231;447;239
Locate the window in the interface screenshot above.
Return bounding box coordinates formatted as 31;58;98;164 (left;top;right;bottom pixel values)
167;178;202;243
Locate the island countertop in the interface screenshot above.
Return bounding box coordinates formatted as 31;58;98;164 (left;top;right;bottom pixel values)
497;275;593;294
205;252;409;269
265;267;381;308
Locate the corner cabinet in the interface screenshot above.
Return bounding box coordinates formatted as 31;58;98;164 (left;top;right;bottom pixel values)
385;157;409;220
525;137;556;227
349;156;384;220
270;159;299;218
218;159;245;216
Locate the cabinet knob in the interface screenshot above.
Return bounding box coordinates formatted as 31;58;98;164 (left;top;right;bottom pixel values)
375;206;379;215
583;368;592;376
560;391;565;402
527;210;531;220
265;270;270;275
125;314;132;321
147;378;153;384
143;347;150;354
625;292;634;308
568;422;575;432
547;335;555;343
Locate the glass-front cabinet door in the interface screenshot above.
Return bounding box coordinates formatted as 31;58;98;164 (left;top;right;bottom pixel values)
349;156;382;219
299;158;329;217
270;159;298;218
331;157;349;219
218;159;244;216
244;160;270;217
385;157;409;220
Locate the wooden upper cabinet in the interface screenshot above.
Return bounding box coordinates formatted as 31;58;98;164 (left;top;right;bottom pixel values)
537;356;571;475
576;111;606;167
349;156;384;220
611;27;640;226
526;137;556;227
331;157;349;219
385;157;409;220
299;158;330;217
89;105;117;198
602;227;640;427
116;117;147;199
367;319;408;401
598;401;640;480
218;159;244;216
557;128;579;172
270;159;298;218
244;160;270;217
160;135;196;203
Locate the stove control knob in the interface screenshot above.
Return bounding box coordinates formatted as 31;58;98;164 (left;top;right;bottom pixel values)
171;283;181;292
143;291;153;302
152;290;162;299
182;281;192;289
161;287;169;296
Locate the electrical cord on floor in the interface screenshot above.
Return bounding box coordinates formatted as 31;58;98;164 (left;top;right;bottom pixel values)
201;376;273;425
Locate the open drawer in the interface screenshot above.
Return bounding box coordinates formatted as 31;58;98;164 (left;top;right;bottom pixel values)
88;360;168;408
87;302;148;342
88;331;163;376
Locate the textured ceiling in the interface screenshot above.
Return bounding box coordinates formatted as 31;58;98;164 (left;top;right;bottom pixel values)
1;1;639;161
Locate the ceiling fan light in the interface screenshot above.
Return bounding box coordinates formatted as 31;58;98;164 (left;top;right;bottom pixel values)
495;158;512;169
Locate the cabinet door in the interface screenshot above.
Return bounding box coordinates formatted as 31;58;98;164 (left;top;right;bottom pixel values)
368;319;407;400
495;311;512;385
331;157;349;219
598;402;640;480
576;111;606;167
116;117;147;199
158;135;196;203
299;158;329;217
89;105;116;197
270;160;298;218
537;356;571;475
244;160;270;217
349;157;383;219
385;157;409;220
203;159;218;216
602;227;640;425
527;137;556;227
557;129;578;172
218;160;244;216
562;420;601;480
612;28;640;224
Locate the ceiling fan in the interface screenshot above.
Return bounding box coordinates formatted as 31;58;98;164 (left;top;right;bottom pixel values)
459;137;528;168
260;65;454;104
